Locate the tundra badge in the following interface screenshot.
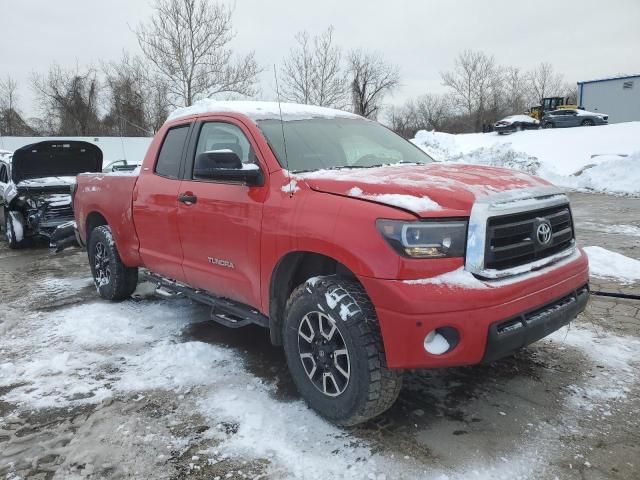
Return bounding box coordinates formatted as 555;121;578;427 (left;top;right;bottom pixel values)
208;257;235;269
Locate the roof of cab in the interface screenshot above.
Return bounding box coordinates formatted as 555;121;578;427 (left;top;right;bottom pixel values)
166;99;361;123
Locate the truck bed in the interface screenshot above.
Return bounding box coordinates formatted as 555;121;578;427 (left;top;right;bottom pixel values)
74;172;142;266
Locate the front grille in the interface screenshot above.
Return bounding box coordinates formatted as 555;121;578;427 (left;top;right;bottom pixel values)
485;204;574;270
40;202;74;227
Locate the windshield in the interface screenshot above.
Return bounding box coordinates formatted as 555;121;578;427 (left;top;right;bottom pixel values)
257;118;433;172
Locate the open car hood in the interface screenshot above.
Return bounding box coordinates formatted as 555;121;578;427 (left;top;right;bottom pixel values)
11;141;102;184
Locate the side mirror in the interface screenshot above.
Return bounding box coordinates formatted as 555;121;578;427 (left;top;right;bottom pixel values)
193;151;263;186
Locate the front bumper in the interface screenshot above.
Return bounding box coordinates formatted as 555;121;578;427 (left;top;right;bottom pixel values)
482;284;589;363
359;248;589;369
49;220;79;251
494;124;515;133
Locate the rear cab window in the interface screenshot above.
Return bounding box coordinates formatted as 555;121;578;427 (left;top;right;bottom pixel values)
155;125;190;178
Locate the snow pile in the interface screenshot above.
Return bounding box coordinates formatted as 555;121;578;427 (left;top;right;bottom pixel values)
560;152;640;196
449;143;542;175
411;122;640;196
583;246;640;283
168;100;361;122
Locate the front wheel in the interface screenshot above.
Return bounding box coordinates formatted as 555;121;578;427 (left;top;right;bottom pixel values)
4;209;25;249
283;276;403;425
88;225;138;300
581;119;595;126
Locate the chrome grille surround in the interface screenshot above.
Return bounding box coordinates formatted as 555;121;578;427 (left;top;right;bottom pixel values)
465;186;576;279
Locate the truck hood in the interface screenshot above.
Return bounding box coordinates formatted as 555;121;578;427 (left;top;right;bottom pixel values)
11;141;102;184
299;163;552;216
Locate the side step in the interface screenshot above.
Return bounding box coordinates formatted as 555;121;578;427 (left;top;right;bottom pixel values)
142;271;269;329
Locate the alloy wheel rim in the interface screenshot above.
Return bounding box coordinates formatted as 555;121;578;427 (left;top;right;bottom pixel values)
94;242;111;286
297;311;350;397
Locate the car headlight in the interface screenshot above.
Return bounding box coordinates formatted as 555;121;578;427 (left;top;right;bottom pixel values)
376;219;468;258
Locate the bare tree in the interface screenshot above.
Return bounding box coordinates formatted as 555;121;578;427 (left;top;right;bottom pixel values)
563;82;579;105
348;50;400;118
31;64;103;136
136;0;260;107
441;50;502;131
412;93;452;131
280;27;349;108
527;62;564;103
0;76;20;135
102;53;171;135
386;104;418;138
502;66;532;114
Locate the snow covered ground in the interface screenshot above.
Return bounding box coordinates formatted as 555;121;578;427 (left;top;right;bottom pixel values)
411;122;640;196
1;192;639;479
583;246;640;283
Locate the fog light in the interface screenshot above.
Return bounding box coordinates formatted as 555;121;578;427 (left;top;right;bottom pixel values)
424;330;450;355
423;327;459;355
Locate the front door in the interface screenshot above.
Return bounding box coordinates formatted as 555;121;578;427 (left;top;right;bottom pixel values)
133;123;191;281
177;120;266;308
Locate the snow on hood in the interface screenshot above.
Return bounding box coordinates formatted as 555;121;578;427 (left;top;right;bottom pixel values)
497;115;539;124
17;176;77;188
299;163;550;216
575;109;607;117
167;100;361;123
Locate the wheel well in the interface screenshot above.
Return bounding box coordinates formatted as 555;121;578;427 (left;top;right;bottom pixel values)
85;212;108;242
268;252;355;346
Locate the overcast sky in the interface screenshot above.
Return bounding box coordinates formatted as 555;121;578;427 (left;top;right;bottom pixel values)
1;0;639;118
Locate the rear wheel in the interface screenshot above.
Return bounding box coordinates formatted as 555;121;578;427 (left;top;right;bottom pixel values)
581;119;595;126
4;209;24;249
88;225;138;300
283;276;403;425
543;121;554;129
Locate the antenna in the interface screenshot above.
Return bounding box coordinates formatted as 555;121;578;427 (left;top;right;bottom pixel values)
273;64;293;197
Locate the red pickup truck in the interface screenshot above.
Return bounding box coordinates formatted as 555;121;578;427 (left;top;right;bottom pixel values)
73;101;589;425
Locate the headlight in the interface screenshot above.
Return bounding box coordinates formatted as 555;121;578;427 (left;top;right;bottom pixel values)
376;219;468;258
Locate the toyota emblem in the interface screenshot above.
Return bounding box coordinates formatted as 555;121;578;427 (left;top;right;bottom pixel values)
536;221;552;245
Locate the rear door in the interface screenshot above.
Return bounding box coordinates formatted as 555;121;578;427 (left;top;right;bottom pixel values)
133;123;192;280
176;119;267;307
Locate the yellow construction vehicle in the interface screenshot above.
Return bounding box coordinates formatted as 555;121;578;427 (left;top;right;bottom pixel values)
527;96;577;121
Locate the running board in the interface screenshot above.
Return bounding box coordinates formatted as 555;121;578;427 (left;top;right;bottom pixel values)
142;271;269;329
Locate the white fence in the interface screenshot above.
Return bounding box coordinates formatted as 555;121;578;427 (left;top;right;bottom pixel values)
0;136;153;167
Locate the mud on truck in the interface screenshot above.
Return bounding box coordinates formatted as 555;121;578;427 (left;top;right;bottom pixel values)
72;101;589;425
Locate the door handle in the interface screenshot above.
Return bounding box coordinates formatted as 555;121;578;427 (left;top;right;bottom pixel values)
178;193;198;204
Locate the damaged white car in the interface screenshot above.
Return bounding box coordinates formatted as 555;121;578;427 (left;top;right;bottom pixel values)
0;141;102;249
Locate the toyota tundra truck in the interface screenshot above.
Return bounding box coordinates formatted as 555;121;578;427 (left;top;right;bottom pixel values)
73;101;589;425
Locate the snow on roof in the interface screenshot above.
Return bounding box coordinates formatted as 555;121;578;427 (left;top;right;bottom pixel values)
577;74;640;85
167;100;361;123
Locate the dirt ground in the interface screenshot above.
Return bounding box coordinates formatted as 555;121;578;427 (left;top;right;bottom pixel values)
1;192;639;480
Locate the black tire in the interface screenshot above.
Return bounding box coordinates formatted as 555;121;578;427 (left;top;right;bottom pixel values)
581;119;595;126
88;225;138;301
543;121;554;129
4;209;24;249
283;276;402;426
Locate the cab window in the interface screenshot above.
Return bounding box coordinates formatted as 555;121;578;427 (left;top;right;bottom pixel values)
155;125;190;178
194;122;256;175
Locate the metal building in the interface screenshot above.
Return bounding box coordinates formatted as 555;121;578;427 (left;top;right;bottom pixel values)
577;74;640;123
